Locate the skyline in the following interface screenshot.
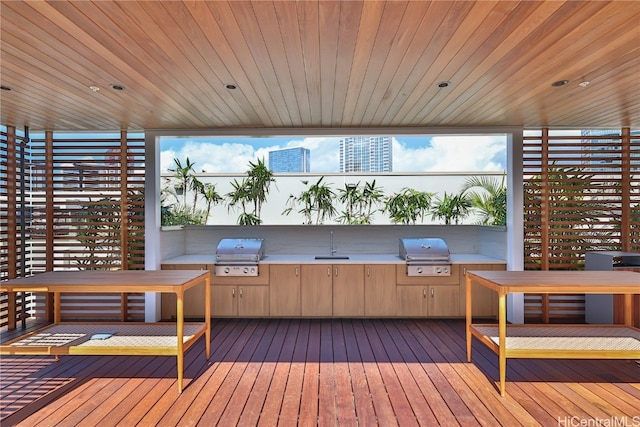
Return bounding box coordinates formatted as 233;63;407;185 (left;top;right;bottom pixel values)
160;134;508;174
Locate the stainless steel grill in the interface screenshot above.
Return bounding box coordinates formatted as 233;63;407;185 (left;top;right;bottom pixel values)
399;238;452;276
214;238;264;276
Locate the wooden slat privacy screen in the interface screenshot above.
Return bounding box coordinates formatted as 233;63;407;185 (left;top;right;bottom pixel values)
523;128;640;322
1;127;145;328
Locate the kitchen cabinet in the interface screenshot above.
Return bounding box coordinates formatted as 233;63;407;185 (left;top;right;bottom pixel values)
300;264;333;316
211;264;270;317
212;284;269;317
395;265;460;317
161;263;211;320
364;264;396;316
332;264;365;317
269;264;301;316
396;285;459;317
459;263;506;318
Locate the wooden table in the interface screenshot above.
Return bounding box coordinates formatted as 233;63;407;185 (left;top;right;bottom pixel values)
0;270;211;393
465;270;640;397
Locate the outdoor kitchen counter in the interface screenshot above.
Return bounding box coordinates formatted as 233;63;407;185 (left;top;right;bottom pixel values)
161;254;505;265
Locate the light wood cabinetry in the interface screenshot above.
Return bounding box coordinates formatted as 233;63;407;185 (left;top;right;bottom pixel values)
269;264;301;316
301;264;333;316
364;264;396;316
395;265;460;317
211;265;270;317
212;285;269;317
332;264;365;317
161;263;211;320
459;263;506;318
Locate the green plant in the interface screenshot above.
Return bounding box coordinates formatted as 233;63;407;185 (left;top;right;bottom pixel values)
336;180;384;224
383;188;434;224
430;191;472;225
161;157;215;226
283;176;337;224
462;175;507;226
524;165;603;267
225;158;275;225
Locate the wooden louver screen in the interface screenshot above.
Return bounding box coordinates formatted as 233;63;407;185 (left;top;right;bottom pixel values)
1;128;146;327
523;128;640;323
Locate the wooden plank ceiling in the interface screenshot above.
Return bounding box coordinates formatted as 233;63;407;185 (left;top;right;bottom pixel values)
1;0;639;132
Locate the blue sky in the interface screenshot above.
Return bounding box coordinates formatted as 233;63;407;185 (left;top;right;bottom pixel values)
160;134;508;173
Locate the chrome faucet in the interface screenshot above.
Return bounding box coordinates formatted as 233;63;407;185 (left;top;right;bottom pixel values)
330;229;337;256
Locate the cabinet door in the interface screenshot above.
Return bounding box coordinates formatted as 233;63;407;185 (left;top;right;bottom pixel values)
239;286;270;317
364;264;396;316
333;264;365;317
270;264;301;316
212;285;237;317
161;264;208;320
460;264;505;318
301;264;333;316
428;285;459;317
396;286;427;316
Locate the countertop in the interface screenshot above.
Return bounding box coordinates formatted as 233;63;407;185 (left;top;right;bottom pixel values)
161;253;506;265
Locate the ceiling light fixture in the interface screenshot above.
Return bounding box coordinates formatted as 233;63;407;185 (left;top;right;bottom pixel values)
551;80;569;87
89;85;100;92
225;84;238;90
578;81;590;88
109;84;125;91
436;81;451;88
1;85;12;91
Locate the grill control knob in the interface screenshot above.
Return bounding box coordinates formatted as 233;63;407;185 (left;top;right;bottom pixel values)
416;267;423;274
436;267;441;274
224;267;230;274
243;267;249;274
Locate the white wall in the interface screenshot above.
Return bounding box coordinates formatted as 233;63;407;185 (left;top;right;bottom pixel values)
161;171;506;225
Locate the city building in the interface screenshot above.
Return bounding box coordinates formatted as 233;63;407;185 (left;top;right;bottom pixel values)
268;147;310;172
339;136;392;172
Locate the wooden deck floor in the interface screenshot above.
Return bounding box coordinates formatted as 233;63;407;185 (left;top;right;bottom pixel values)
1;319;639;426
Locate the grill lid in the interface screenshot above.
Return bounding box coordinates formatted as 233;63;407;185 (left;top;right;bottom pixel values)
399;238;450;262
215;238;264;263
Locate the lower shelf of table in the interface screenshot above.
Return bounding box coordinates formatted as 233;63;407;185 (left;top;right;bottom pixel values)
470;323;640;359
0;322;207;356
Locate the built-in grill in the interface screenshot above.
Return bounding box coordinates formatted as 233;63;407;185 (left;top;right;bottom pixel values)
399;238;452;277
214;238;264;276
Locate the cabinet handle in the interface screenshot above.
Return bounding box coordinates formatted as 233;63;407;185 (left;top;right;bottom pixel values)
334;267;338;277
431;288;434;298
367;266;370;277
232;288;235;298
463;267;467;276
295;267;299;277
239;288;243;298
327;267;331;277
423;288;427;298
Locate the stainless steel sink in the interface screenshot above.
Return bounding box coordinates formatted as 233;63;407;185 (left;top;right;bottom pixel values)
314;255;350;260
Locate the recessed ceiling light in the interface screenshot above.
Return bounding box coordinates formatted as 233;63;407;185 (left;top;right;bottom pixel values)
109;84;125;91
551;80;569;87
1;85;12;91
578;81;590;88
225;84;238;90
89;85;100;92
437;81;451;88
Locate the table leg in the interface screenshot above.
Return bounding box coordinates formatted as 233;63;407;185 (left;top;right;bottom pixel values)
54;292;61;324
466;273;473;362
176;290;184;393
498;292;507;397
623;294;632;326
205;274;211;359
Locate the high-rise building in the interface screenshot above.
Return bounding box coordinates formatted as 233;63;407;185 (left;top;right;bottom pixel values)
339;136;392;172
268;147;310;172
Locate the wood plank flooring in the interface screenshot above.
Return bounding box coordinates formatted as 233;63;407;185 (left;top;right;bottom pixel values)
1;319;639;426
